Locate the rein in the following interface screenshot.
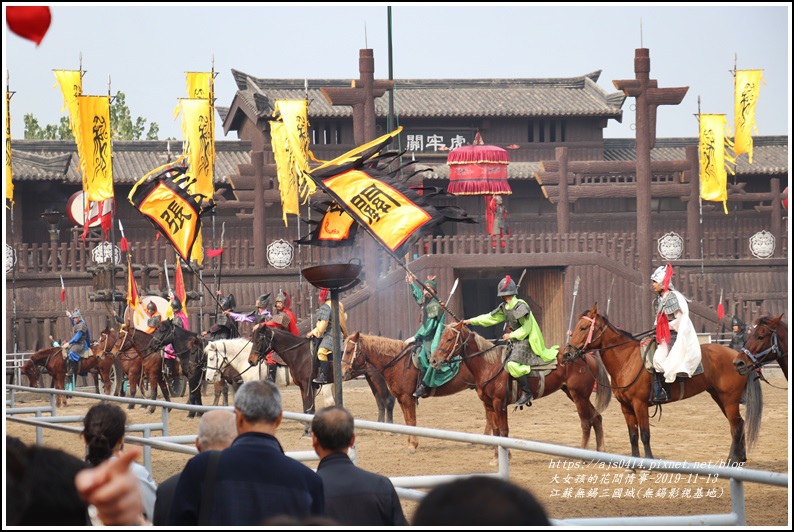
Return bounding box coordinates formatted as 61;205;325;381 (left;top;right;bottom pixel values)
344;337;414;376
436;326;506;389
740;322;782;372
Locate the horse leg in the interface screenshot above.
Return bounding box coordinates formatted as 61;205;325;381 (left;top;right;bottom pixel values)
157;371;172;412
395;395;418;452
212;380;222;407
708;389;746;464
632;399;654;459
222;379;229;406
619;403;641;458
301;385;316;438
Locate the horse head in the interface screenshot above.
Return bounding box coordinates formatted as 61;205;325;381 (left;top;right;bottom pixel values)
149;319;174;352
21;358;41;387
204;341;222;383
108;325;134;357
249;326;271;366
733;314;787;375
96;327;118;358
429;321;469;370
563;303;605;365
342;331;366;380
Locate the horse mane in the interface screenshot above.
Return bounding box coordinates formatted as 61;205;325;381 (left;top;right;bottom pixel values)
359;333;405;356
469;329;502;364
30;347;59;363
594;312;637;342
208;337;251;351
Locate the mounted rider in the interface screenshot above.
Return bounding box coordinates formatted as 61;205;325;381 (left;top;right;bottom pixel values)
462;275;558;407
404;273;446;398
201;292;240;340
64;309;91;382
162;296;189;377
261;290;299;382
651;264;701;388
729;315;749;351
143;300;162;334
308;288;348;385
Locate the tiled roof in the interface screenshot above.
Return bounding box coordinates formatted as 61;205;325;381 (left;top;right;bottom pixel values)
10;140;251;184
228;69;625;121
604;136;788;176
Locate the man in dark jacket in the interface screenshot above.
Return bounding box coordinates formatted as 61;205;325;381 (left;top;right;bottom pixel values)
311;406;407;526
168;381;324;525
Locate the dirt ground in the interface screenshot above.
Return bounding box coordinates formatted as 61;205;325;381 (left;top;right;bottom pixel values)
5;369;790;526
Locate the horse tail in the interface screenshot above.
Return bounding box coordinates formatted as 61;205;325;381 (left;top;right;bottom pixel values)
592;353;612;414
743;372;763;451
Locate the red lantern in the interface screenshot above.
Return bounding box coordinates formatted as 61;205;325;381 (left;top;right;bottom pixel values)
782;186;788;211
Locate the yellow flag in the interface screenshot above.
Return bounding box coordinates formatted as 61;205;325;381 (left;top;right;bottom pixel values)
53;69;83;154
191;231;203;266
270;100;315;225
178;98;215;202
699;114;735;214
76;95;114;202
6;90;13;206
186;72;213;99
734;69;764;164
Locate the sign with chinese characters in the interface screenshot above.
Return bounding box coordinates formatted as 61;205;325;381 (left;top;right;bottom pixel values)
91;241;121;265
403;131;472;153
749;230;775;259
5;244;16;273
657;232;684;261
267;239;294;269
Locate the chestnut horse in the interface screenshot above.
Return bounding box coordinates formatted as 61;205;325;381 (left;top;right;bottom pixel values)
342;331;496;451
108;325;171;414
21;328;117;406
563;304;762;464
429;321;611;452
248;326;396;437
733;315;788;380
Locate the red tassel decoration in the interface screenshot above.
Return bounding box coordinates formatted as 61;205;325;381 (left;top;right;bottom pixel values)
662;263;673;291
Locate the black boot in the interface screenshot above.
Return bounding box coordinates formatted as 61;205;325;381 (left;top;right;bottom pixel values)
652;373;669;403
266;364;277;383
66;359;78;377
413;382;428;398
515;375;534;407
313;360;330;385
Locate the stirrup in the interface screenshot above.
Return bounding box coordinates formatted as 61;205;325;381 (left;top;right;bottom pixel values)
313;373;327;385
413;384;427;398
515;391;533;407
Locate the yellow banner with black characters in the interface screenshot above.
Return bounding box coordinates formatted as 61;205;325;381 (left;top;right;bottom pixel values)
734;69;764;164
129;158;202;263
699;114;734;214
77;95;114;202
321;169;432;252
186;72;213;99
53;69;83;155
178;98;215;202
270;100;315;225
6;90;13;206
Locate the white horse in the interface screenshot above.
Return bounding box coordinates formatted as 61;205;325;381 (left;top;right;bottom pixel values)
205;338;264;385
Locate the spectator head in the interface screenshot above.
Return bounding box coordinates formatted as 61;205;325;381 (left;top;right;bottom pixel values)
196;409;238;452
233;380;282;432
412;476;550;526
311;406;355;453
6;437;90;525
82;403;126;466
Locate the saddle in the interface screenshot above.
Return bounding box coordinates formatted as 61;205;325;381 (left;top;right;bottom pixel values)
61;346;92;359
641;338;704;404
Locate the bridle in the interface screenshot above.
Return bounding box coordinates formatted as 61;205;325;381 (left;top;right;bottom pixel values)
343;335;413;375
564;314;608;362
251;326;308;364
739;321;783;373
433;324;505;387
208;338;257;378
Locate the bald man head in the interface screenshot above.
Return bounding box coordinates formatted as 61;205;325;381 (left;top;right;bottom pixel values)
196;410;237;452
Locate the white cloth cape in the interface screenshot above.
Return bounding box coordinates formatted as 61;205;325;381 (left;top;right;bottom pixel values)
653;289;702;383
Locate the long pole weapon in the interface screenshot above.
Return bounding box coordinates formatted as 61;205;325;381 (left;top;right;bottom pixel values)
567;275;581;336
605;276;615;317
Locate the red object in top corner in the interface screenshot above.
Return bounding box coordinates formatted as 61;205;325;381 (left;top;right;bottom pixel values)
7;6;52;46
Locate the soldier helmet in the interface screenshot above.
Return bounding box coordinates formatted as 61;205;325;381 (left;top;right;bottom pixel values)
651;264;675;291
425;277;438;294
170;298;182;311
220;294;236;311
497;275;517;296
71;309;83;321
732;316;745;329
275;290;286;304
146;301;157;313
256;293;270;309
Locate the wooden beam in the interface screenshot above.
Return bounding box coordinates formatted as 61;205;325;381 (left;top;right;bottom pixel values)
542;183;691;203
540;159;688;173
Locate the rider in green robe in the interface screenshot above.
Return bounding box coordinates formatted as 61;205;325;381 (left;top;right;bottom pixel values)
463;275;558;407
405;273;457;398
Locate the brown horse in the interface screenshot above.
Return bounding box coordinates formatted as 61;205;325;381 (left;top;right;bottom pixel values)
563;304;762;464
733;315;788;380
21;328;117;406
429;321;611;452
108;325;171;414
342;331;496;451
248;326;396;437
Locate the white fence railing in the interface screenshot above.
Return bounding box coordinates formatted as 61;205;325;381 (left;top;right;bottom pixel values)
5;385;788;526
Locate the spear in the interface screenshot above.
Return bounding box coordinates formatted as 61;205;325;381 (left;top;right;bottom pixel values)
567;275;581;336
605;276;615;317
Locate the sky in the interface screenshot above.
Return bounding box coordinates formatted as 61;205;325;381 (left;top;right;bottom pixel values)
2;3;792;142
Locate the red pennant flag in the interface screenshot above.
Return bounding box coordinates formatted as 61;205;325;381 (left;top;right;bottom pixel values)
59;274;66;303
174;256;187;316
717;288;725;320
6;6;52;46
119;220;129;252
206;248;224;258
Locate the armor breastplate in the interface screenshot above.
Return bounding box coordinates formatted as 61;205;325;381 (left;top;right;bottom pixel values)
659;291;680;320
503;300;529;333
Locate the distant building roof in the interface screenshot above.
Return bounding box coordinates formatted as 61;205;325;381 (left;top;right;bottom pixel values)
222;70;626;134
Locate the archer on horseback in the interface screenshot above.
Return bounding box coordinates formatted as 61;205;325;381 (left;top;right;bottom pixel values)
650;264;701;401
404;273;446;399
308;288;348;385
461;275;558;407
